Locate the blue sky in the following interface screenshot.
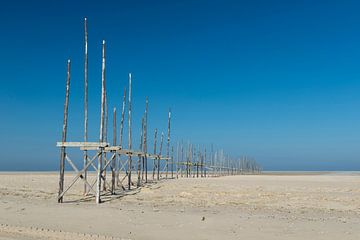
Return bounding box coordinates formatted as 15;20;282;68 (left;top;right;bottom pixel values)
0;0;359;171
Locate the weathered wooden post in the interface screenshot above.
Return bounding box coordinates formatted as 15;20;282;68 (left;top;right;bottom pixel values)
96;40;106;204
143;97;149;182
166;109;171;179
158;132;164;180
171;146;174;178
152;128;157;180
128;73;132;190
58;59;71;203
111;107;117;194
103;98;108;191
83;17;89;195
181;142;184;177
204;147;207;177
117;88;126;186
176;142;179;179
137;117;144;187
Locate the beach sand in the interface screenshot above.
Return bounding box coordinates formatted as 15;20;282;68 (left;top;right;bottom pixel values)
0;172;359;239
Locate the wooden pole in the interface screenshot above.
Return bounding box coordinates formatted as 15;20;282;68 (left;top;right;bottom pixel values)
128;73;132;190
171;146;174;178
119;88;126;147
204;147;206;177
111;107;117;194
83;17;89;195
58;59;71;203
116;87;126;187
103;97;108;191
181;142;184;177
143;97;149;182
96;40;106;204
137;117;144;187
166;109;171;179
158;132;164;180
176;142;179;179
152;128;157;180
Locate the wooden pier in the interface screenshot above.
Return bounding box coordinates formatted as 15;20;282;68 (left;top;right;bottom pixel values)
57;18;261;204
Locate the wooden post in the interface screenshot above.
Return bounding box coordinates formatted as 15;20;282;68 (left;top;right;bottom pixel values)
58;59;71;203
152;128;157;180
158;132;164;180
143;97;148;182
166;109;171;179
96;40;106;204
83;17;89;195
119;88;126;147
128;73;132;190
103;98;108;191
176;142;179;179
137;117;144;187
111;107;117;194
171;146;174;178
116;88;126;187
204;147;206;177
181;142;184;177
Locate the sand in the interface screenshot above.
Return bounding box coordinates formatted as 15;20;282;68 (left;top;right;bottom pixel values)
0;172;359;240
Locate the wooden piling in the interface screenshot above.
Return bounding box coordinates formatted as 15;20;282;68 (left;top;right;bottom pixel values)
166;109;171;179
143;97;148;182
83;17;89;195
116;87;126;187
158;132;164;180
103;97;108;191
128;73;132;190
171;146;174;178
96;40;106;204
153;128;157;180
111;107;117;194
58;59;71;203
137;117;144;187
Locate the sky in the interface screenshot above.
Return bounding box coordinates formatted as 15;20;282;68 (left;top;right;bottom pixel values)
0;0;359;171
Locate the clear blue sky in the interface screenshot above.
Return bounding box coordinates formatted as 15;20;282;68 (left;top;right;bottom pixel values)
0;0;359;171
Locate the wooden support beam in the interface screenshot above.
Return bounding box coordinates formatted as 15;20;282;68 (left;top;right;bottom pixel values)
58;59;71;203
57;142;109;147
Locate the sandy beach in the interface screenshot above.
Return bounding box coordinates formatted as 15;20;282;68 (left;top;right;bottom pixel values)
0;172;359;240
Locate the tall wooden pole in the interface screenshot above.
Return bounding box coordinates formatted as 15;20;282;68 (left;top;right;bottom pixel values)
143;97;148;182
137;117;144;187
158;132;164;180
181;142;184;177
116;88;126;187
152;128;157;180
171;146;174;178
127;73;132;190
166;109;171;179
83;17;89;195
103;98;108;191
176;142;179;179
119;88;126;147
111;107;117;194
58;59;71;203
96;40;106;204
204;147;206;177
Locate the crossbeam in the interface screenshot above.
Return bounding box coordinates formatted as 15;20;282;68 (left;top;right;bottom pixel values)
56;142;109;148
